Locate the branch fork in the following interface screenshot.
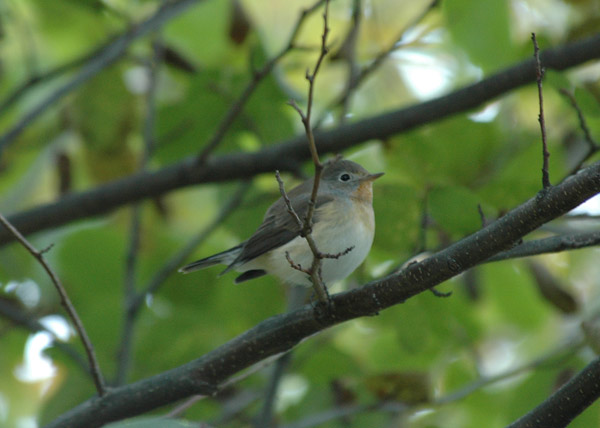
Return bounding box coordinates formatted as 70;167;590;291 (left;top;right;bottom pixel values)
274;0;336;304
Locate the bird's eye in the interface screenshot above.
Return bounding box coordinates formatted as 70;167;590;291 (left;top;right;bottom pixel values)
339;173;351;182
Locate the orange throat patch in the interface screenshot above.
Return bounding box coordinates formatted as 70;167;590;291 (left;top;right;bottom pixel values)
352;181;373;203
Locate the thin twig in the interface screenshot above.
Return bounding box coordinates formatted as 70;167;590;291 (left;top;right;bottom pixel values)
129;181;250;312
415;191;430;254
532;33;551;189
280;338;583;428
361;0;439;82
285;0;331;302
0;298;90;374
318;246;354;259
196;0;328;164
332;0;361;122
115;39;162;386
257;356;299;428
118;182;250;416
116;183;249;381
285;251;311;275
487;230;600;262
559;88;599;176
0;213;106;396
559;89;599;150
115;202;142;385
281;402;407;428
275;171;304;230
437;338;584;405
254;286;308;428
0;52;92;116
319;0;440;125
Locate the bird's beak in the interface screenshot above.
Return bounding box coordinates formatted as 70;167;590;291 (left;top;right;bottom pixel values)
363;172;384;182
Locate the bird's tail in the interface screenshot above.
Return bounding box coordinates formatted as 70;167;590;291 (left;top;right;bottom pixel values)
178;244;243;274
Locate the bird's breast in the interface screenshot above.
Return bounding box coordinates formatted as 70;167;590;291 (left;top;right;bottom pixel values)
253;198;376;287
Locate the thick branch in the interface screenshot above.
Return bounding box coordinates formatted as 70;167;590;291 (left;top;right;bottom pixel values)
44;160;600;428
3;34;600;246
507;356;600;428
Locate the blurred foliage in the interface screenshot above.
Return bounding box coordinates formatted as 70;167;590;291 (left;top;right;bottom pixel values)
1;0;600;427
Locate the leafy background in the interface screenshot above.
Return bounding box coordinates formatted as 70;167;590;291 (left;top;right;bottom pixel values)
1;0;600;427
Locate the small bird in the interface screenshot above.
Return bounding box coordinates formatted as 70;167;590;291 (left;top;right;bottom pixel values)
179;157;383;287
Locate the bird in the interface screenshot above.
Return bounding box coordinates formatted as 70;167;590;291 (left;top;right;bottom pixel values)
179;157;383;287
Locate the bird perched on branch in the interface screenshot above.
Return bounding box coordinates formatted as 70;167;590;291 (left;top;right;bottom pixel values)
180;157;383;287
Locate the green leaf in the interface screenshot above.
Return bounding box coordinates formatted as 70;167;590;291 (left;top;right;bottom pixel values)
443;0;516;72
372;181;421;256
429;185;484;237
480;262;552;330
574;87;600;118
389;116;503;188
53;223;128;376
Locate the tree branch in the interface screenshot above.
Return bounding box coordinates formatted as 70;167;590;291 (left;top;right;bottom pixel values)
324;0;440;122
115;39;162;386
43;159;600;428
0;0;203;159
559;87;600;176
0;49;92;116
507;356;600;428
2;34;600;247
129;181;250;313
487;230;600;262
286;0;331;302
435;338;584;406
532;33;551;189
0;213;106;396
196;0;328;163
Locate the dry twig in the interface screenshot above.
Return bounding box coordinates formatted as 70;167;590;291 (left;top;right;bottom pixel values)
281;0;332;303
532;33;551;189
559;88;599;176
196;0;329;163
0;213;106;396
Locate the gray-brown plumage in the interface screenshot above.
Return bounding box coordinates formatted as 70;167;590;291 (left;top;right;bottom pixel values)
179;157;383;286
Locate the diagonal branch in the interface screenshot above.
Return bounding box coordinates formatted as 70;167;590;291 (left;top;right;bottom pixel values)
507;356;600;428
0;213;106;396
2;33;600;247
0;0;204;159
129;181;250;314
487;230;600;262
43;158;600;428
559;88;600;176
196;0;328;163
325;0;440;121
0;50;92;116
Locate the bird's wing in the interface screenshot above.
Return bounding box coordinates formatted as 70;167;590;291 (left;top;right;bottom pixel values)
224;189;334;271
